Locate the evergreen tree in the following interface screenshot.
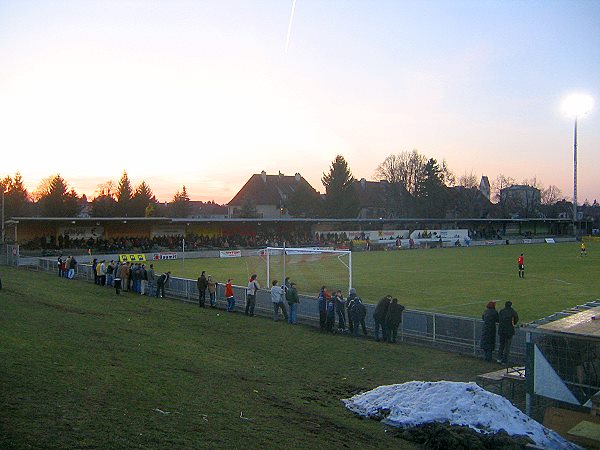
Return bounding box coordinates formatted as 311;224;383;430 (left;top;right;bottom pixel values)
170;185;191;217
37;174;80;217
90;195;117;217
321;155;359;218
1;172;31;217
287;183;322;218
131;181;157;217
116;171;133;216
415;158;449;218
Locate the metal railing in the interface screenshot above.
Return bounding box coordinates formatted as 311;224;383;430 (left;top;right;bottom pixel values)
30;256;525;360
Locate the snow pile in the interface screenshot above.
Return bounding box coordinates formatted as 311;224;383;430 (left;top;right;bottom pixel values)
343;381;580;450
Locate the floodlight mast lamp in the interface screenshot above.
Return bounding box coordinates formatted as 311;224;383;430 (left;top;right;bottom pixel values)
563;93;594;236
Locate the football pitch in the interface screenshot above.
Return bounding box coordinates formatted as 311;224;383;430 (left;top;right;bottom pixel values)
152;241;600;323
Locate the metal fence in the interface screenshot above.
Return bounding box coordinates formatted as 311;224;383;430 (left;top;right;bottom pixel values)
30;256;525;360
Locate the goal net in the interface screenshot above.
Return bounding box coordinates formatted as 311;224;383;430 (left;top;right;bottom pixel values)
264;247;352;296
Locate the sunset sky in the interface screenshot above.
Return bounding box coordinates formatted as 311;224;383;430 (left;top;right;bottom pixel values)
1;0;599;204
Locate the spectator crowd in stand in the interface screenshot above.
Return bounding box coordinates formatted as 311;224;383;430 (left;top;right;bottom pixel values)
23;231;320;253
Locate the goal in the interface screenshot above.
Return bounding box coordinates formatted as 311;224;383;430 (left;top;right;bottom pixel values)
264;247;352;295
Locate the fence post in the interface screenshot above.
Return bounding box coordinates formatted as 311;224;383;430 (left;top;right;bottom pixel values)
400;318;404;342
432;313;436;342
473;320;477;356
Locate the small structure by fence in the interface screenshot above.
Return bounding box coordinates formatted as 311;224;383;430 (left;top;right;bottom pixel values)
29;256;526;360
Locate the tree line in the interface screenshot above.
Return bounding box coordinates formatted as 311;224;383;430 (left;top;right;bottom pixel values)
283;152;568;219
2;152;572;219
0;171;196;218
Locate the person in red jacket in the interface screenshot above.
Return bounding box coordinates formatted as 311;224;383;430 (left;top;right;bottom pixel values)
517;253;524;279
225;279;235;312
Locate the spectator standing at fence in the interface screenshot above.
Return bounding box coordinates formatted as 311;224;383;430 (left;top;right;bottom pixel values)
134;264;143;293
115;261;122;284
286;281;299;324
346;288;358;333
121;262;130;292
246;274;260;316
497;301;519;365
147;264;155;296
481;301;499;362
271;280;288;321
334;290;346;332
385;298;405;343
67;256;77;279
140;264;147;295
60;258;67;278
208;275;217;307
325;294;336;332
317;286;330;331
373;295;392;342
57;255;63;277
106;260;114;287
156;271;171;298
197;271;208;308
348;290;367;337
517;253;525;278
95;260;103;286
225;278;236;311
99;260;107;286
92;258;99;284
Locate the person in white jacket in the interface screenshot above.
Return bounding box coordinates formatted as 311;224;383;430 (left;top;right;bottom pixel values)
270;280;288;321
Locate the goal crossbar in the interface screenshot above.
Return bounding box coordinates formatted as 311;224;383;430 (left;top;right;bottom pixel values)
265;246;352;294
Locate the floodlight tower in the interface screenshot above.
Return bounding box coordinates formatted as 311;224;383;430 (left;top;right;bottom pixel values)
562;93;594;236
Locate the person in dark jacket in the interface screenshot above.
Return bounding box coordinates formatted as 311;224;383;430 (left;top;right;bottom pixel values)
385;298;405;343
348;290;367;337
286;281;300;324
156;271;171;298
197;271;208;307
317;286;330;331
92;258;98;285
346;288;358;333
497;301;519;365
334;290;346;331
373;295;392;341
480;301;499;361
325;294;336;332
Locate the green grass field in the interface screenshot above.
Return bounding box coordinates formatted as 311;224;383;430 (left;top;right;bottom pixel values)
151;242;600;323
0;266;496;449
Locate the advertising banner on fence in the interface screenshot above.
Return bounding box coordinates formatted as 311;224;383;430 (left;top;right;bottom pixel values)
219;250;241;258
152;252;177;260
119;254;147;262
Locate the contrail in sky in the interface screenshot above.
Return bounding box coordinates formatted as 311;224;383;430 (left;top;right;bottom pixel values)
285;0;297;54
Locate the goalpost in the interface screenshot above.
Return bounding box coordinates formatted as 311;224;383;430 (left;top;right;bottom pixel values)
265;246;352;295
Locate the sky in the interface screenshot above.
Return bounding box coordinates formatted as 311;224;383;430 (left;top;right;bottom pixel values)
1;0;599;204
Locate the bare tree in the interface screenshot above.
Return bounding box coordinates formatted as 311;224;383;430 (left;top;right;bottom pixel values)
521;176;543;189
492;174;515;203
458;171;479;189
440;159;455;187
94;180;116;199
374;150;427;196
541;185;562;205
